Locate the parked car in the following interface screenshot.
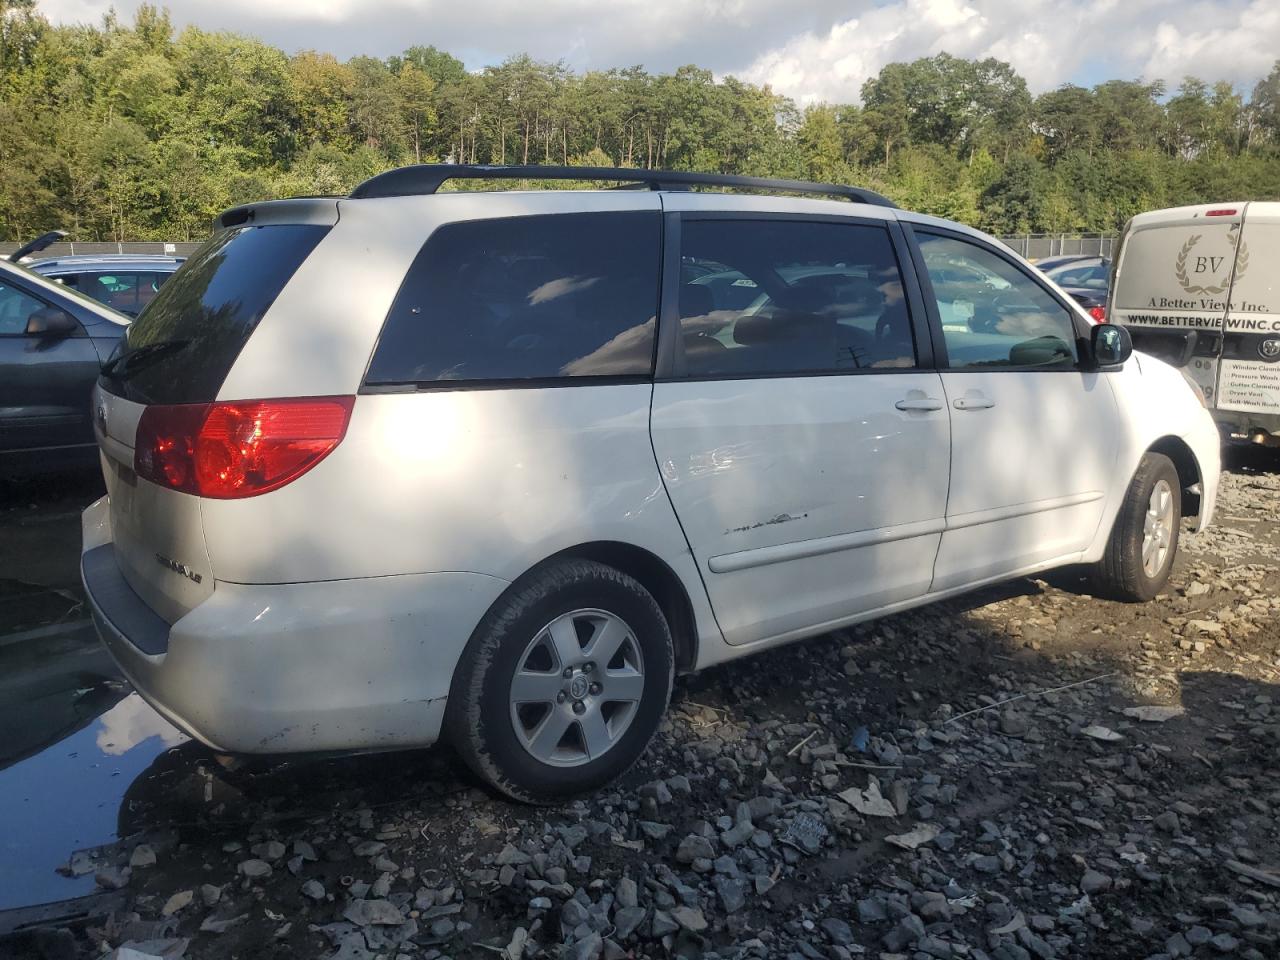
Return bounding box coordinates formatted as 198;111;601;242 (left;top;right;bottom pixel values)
0;256;129;474
31;255;184;318
1041;256;1110;323
81;165;1220;802
1110;202;1280;446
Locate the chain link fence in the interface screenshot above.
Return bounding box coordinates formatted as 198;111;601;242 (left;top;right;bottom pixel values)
0;241;205;261
995;234;1117;261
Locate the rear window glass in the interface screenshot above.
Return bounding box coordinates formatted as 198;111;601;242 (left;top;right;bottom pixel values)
366;212;660;385
1114;222;1238;310
102;225;329;403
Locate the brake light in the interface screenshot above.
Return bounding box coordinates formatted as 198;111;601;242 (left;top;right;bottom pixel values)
135;397;354;498
1088;305;1107;323
1205;208;1237;217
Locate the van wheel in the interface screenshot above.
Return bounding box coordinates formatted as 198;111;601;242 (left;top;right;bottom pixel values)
1092;452;1181;602
446;559;673;803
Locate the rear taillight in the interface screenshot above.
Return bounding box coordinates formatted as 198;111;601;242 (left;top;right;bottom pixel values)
1205;208;1237;217
135;397;354;498
1088;305;1107;323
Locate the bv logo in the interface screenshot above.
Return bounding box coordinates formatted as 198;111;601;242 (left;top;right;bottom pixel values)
1261;338;1280;360
1175;224;1249;296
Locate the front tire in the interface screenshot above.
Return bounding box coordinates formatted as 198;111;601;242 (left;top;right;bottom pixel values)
1093;452;1181;602
446;559;673;803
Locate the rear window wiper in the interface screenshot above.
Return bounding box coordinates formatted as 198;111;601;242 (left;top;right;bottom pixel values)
100;339;190;381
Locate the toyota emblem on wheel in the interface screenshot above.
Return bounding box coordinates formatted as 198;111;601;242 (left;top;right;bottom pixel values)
1261;338;1280;360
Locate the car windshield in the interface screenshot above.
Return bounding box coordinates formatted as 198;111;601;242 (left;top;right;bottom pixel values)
1046;260;1108;289
0;258;130;321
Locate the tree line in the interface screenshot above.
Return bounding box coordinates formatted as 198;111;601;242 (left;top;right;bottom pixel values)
2;0;1279;242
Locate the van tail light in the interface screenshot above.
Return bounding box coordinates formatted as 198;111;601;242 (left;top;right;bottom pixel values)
1087;305;1107;323
1205;208;1237;217
135;396;355;498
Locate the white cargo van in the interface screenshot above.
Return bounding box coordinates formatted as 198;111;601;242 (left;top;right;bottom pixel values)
1110;202;1280;444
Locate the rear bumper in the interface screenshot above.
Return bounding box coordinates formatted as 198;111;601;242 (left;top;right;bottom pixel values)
1213;408;1280;439
80;496;510;754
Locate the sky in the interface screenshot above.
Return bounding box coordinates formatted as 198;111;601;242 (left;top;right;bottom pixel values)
37;0;1280;105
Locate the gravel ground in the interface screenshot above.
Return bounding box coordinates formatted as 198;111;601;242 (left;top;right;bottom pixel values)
7;451;1280;960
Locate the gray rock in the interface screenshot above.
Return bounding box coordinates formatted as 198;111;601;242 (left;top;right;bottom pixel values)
670;906;707;932
721;821;754;848
129;845;156;868
616;877;638;909
1080;870;1111;894
714;876;748;913
573;933;603;960
640;781;673;804
199;913;248;936
1154;811;1181;834
562;898;591;930
302;879;327;900
1185;926;1212;947
342;899;405;926
676;835;716;863
666;775;692;795
651;910;679;937
820;918;854;946
251;840;286;862
614;906;647;940
95;865;129;890
857;898;888;923
237;858;272;879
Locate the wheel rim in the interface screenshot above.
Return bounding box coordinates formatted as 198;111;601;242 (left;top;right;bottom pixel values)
1141;478;1175;578
509;608;645;768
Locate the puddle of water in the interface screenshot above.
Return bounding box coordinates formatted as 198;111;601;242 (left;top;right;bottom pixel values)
0;692;187;911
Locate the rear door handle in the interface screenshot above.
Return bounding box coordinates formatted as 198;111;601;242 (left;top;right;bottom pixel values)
953;395;996;410
895;397;944;412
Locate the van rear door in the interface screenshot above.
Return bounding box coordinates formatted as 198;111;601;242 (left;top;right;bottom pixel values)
96;210;335;623
1111;205;1245;406
1218;203;1280;419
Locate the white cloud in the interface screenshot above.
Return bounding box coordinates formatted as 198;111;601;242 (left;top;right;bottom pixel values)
33;0;1280;103
739;0;1280;103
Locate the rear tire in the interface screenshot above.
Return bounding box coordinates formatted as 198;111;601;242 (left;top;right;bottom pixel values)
446;559;673;803
1092;452;1180;602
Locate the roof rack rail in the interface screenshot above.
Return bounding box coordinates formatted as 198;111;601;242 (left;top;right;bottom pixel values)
349;164;897;208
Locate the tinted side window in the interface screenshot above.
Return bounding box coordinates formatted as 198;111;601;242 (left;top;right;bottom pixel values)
0;280;48;336
678;219;915;376
367;212;661;385
918;233;1078;370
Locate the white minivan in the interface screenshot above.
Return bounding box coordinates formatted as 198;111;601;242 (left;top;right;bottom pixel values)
1110;202;1280;445
82;165;1220;801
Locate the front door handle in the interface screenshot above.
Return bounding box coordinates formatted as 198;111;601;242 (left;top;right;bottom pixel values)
895;396;944;412
953;393;996;410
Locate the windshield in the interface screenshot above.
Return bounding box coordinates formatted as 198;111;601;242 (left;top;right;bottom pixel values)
1046;260;1109;289
0;258;130;323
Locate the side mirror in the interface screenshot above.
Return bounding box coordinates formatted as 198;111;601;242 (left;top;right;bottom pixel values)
25;307;79;339
1091;322;1132;368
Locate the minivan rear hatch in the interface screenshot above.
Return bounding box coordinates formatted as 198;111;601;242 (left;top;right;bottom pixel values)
96;212;334;624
